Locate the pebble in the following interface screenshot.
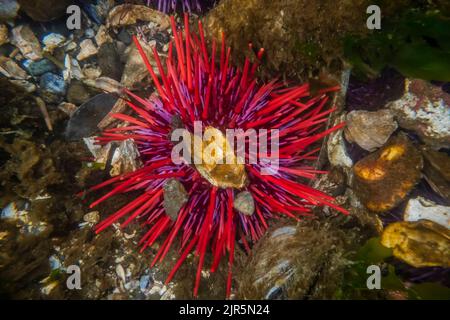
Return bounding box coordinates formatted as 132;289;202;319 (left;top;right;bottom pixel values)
344;109;398;152
24;58;56;76
233;191;255;216
0;56;28;79
389;79;450;149
0;0;19;22
39;72;67;103
11;25;43;60
404;197;449;229
42;33;66;53
77;39;98;61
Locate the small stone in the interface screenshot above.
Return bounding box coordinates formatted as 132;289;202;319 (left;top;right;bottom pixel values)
67;80;93;105
233;191;255;216
0;0;19;22
42;33;66;53
98;42;123;80
65;41;77;52
109;139;142;176
25;59;56;76
163;179;188;220
0;24;8;45
18;0;72;22
327;115;353;168
116;264;126;283
345;109;398;152
117;28;132;45
352;134;423;212
57;102;77;116
11;25;43;61
63;54;83;82
388;79;450;149
85;28;95;39
76;39;98;61
83;76;123;94
83;211;100;224
10;79;36;93
421;148;450;200
404;197;449;229
95;25;111;47
39;72;67;103
0;56;28;79
82;66;102;80
121;42;158;88
381;220;450;268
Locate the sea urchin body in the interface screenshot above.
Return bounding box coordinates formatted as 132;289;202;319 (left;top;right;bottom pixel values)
83;14;347;298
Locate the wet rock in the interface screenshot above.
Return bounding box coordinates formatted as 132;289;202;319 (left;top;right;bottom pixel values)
83;211;100;224
352;134;423;212
65;93;118;140
77;39;98;61
63;54;83;82
66;80;93;105
0;56;28;79
381;220;450;268
121;42;158;88
388;79;450;149
117;28;132;45
57;101;77;116
83;76;123;94
106;5;171;29
98;42;123;81
233;191;255;216
42;33;66;53
163;179;188;220
0;24;8;45
10;79;36;93
82;66;102;80
344;110;398;152
39;72;66;103
404;197;449;229
24;59;56;76
18;0;72;22
421;148;450;200
0;0;19;22
327;115;352;168
11;25;43;60
95;25;111;47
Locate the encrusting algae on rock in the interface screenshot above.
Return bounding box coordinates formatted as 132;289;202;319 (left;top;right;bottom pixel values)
352;134;423;212
381;220;450;268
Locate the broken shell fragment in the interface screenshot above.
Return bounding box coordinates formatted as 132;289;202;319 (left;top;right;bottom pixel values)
404;197;449;229
163;178;188;221
381;220;450;268
233;191;255;216
352;134;423;212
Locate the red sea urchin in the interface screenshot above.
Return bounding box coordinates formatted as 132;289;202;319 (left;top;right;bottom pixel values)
147;0;214;13
83;14;348;298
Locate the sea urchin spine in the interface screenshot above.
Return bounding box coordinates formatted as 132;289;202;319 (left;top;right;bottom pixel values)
83;13;347;298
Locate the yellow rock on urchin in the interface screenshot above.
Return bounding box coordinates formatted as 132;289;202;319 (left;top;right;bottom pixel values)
381;220;450;268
